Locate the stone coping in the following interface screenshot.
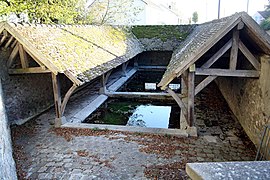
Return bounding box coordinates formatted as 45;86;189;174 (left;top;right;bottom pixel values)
62;123;194;137
186;161;270;180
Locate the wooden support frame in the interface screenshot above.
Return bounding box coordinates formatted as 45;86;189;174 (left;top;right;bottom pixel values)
0;30;8;46
229;29;240;70
201;39;232;68
239;40;261;70
187;68;195;127
7;43;19;68
18;43;29;68
196;68;260;77
60;84;77;115
51;73;78;126
100;70;113;93
4;36;14;48
195;76;217;95
166;87;188;120
8;67;51;74
122;62;129;77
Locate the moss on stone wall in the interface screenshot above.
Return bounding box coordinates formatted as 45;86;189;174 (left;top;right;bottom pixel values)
131;25;195;42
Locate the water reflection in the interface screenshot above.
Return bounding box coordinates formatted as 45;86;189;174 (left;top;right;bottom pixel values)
126;105;171;128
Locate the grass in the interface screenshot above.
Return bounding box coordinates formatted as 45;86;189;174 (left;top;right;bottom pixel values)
131;25;195;42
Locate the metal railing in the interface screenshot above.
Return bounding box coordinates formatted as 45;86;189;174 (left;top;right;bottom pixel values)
255;124;270;161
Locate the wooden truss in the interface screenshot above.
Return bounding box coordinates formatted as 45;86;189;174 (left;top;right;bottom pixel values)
0;28;78;127
167;22;261;129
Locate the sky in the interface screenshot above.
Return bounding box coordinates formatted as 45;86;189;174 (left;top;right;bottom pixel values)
173;0;269;23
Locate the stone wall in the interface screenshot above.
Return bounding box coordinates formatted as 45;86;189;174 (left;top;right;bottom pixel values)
216;56;270;147
132;25;195;51
137;51;173;66
0;48;72;125
0;79;17;180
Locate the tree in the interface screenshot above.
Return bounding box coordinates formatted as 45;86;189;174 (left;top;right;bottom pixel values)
86;0;142;25
260;0;270;30
0;0;87;24
192;11;198;24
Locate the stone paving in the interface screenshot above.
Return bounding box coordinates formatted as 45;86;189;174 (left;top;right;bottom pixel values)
11;82;257;179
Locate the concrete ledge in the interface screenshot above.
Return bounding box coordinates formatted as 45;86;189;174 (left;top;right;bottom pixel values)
186;161;270;180
62;123;190;137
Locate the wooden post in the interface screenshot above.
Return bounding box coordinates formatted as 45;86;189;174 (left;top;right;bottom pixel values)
51;73;65;127
180;70;189;130
230;29;239;70
188;65;195;126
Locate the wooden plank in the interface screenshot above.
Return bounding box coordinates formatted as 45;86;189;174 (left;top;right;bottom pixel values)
60;84;77;116
239;40;261;70
7;43;19;67
18;43;29;68
196;68;260;77
8;67;51;74
166;87;188;120
0;34;7;46
187;71;195;126
4;36;14;48
201;39;232;68
4;24;59;74
195;76;217;95
229;30;239;70
51;73;62;119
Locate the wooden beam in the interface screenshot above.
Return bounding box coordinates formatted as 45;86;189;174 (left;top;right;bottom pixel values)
52;73;62;119
122;62;129;77
196;68;260;77
4;36;14;48
0;33;7;46
11;40;17;48
60;84;77;116
187;71;195;127
8;67;51;74
7;43;19;68
166;87;188;120
195;76;217;95
237;21;244;30
201;39;232;68
4;24;59;74
18;43;29;68
64;70;83;86
229;30;239;70
239;40;261;70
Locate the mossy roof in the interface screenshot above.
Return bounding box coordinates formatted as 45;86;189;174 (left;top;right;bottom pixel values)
158;12;270;89
1;23;143;84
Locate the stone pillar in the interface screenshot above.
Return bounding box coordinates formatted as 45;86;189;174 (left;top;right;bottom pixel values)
0;79;17;180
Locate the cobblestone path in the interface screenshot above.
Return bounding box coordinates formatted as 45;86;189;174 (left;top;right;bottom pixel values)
12;83;256;179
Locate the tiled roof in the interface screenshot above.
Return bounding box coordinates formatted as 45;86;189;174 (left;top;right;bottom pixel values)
158;12;270;89
1;23;143;84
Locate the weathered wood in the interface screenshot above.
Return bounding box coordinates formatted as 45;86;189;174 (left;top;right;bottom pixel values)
229;30;239;70
60;84;77;116
8;67;51;74
7;43;19;67
189;64;196;72
64;70;83;86
4;36;14;48
18;43;29;68
239;40;261;70
0;34;7;46
166;87;188;120
158;18;241;90
138;66;167;70
122;62;129;76
51;73;62;119
187;71;195;126
10;40;17;48
4;24;60;74
181;70;188;87
237;21;244;30
195;76;217;95
196;68;260;77
201;39;232;68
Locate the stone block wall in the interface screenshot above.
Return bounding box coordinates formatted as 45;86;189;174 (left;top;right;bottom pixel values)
137;51;173;66
216;56;270;147
0;48;72;125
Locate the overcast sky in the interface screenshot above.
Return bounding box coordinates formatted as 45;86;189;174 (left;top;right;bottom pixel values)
174;0;269;23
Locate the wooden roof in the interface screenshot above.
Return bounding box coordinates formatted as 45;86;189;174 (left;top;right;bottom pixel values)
0;22;143;85
158;12;270;89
